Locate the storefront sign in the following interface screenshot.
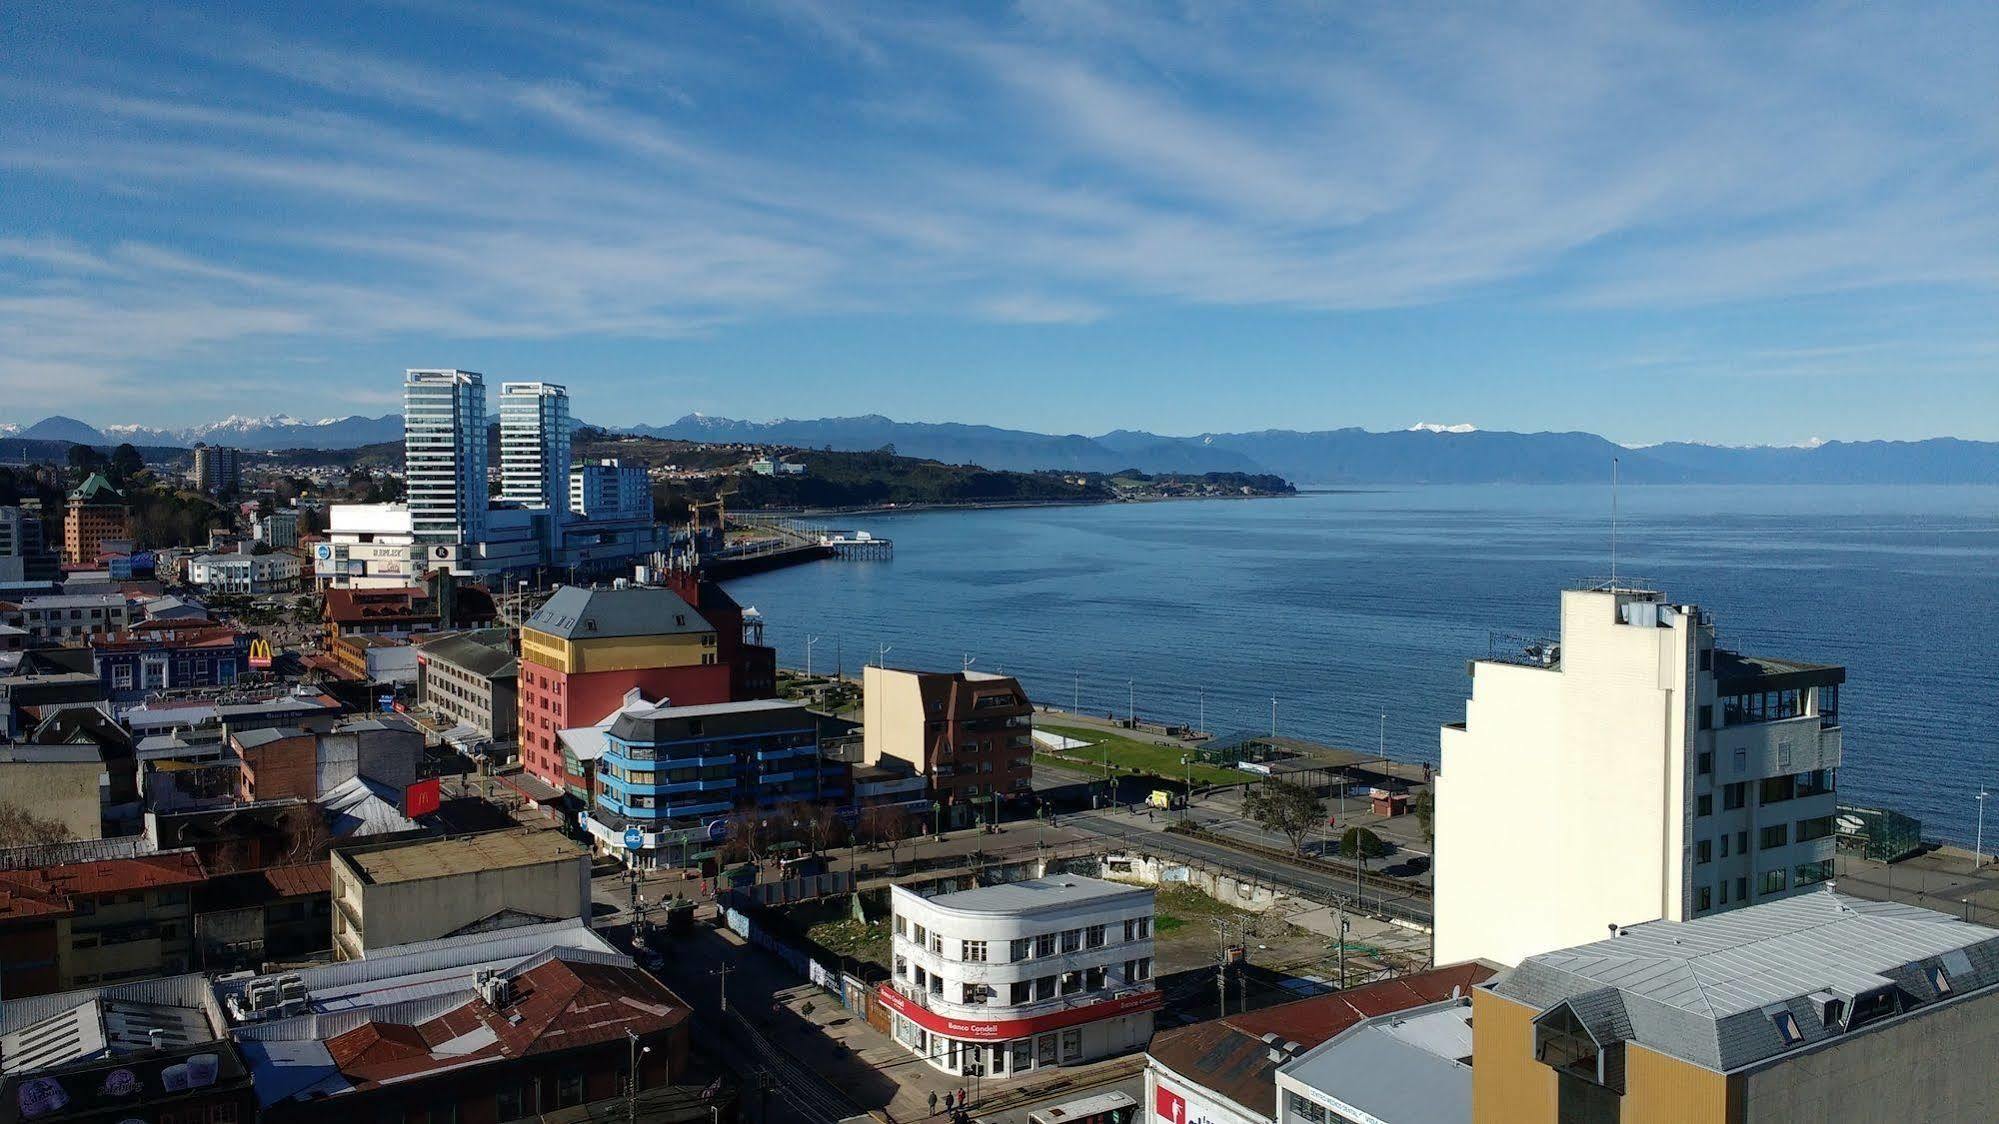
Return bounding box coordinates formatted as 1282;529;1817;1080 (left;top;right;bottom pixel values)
876;985;1161;1042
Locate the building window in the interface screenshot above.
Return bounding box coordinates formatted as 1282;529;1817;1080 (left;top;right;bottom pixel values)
1010;981;1031;1004
1718;880;1730;905
1696;840;1712;864
1698;705;1713;731
1059;971;1083;995
1061;1028;1083;1062
1060;929;1082;953
1794;859;1833;887
1085;924;1106;948
1736;876;1748;901
1696;886;1712;912
1759;824;1789;851
1696;794;1712;817
1723;783;1746;811
556;1071;585;1107
963;940;987;963
1758;869;1788;895
1035;976;1055;1000
1035;933;1055;957
1288;1092;1330;1124
1010;937;1031;961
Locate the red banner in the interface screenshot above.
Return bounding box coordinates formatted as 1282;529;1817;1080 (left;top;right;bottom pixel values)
403;776;441;818
875;983;1160;1042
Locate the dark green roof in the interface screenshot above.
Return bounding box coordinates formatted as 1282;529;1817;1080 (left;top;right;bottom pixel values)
69;473;122;502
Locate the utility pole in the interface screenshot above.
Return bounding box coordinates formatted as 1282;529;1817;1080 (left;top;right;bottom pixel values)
1270;696;1277;738
805;635;818;679
1336;913;1350;989
713;962;732;1015
1212;918;1230;1017
1198;690;1205;736
1073;673;1079;715
1977;789;1989;871
625;1028;652;1124
1128;678;1135;727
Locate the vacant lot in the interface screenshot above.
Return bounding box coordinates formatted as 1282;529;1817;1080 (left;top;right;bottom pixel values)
1036;722;1244;787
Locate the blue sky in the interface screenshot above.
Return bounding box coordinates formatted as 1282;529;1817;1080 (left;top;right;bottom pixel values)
2;1;1993;444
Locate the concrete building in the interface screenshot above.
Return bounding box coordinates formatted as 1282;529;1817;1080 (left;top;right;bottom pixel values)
186;545;301;593
89;621;252;697
0;972;258;1124
747;456;805;476
212;919;689;1124
0;503;54;583
571;696;827;867
416;627;518;744
0;744;117;841
329;633;419;684
1435;586;1844;968
404;368;488;545
191;442;241;494
62;473;129;566
569;458;650;520
499;380;571;516
328;830;591;959
1274;998;1477;1124
883;875;1158;1080
517;584;730;791
313;503;423;589
0;849;207;997
1473;891;1999;1123
253;508;300;548
1145;963;1496;1124
864;667;1035;828
14;592;131;642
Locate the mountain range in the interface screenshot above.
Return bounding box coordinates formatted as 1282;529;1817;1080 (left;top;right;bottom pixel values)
628;414;1999;485
10;411;1999;484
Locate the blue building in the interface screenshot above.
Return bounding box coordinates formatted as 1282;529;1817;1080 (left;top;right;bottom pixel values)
569;698;845;868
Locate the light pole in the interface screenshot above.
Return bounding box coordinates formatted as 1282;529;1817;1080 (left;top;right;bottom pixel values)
625;1028;653;1124
1198;690;1205;736
1270;696;1277;738
876;642;893;668
1977;789;1990;871
1072;673;1079;715
805;635;819;679
1180;755;1192;823
1128;678;1135;727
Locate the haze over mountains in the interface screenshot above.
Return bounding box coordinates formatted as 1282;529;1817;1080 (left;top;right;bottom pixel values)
9;412;1998;485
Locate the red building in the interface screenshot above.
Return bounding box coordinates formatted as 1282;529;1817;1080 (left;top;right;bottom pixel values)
515;575;776;796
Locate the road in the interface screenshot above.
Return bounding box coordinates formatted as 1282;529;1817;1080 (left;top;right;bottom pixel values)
1063;810;1434;926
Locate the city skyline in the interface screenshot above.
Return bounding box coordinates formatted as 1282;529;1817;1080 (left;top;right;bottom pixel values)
3;3;1994;445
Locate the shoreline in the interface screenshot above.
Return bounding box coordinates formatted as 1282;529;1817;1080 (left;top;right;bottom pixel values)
742;490;1302;519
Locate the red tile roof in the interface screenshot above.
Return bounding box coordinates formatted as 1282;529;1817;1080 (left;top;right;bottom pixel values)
262;862;333;899
323;957;691;1091
0;851;208;921
1147;962;1497;1118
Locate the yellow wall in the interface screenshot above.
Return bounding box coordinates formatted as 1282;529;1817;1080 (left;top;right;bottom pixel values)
519;627;713;674
862;665;932;770
1473;988;1558;1123
1474;988;1738;1124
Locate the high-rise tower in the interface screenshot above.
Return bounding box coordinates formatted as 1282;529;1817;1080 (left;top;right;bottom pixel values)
499;381;570;517
403;369;488;544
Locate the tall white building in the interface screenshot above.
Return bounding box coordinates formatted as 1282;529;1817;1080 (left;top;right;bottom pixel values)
498;381;570;516
403;369;488;545
569;459;650;522
1434;586;1843;968
883;876;1159;1080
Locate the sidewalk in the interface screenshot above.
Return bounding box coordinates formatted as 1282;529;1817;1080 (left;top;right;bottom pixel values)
1834;845;1999;925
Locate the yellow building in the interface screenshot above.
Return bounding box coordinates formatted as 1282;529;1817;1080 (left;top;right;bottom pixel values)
1474;891;1999;1123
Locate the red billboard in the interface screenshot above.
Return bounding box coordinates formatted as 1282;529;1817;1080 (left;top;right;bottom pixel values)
403;777;441;818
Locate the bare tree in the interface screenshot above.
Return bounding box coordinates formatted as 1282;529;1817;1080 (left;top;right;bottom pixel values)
0;803;73;849
802;802;849;857
859;801;910;867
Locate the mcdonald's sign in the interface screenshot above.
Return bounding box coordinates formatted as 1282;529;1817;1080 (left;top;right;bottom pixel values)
247;638;274;670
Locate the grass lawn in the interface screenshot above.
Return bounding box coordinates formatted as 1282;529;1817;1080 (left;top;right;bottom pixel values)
1150;884;1256;934
807;917;891;968
1036;722;1245;787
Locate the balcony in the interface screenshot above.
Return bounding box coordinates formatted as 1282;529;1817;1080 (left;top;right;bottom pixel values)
1716;715;1839;779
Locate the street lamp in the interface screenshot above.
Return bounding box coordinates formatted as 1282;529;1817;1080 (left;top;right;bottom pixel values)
625;1028;654;1124
1128;678;1136;727
1977;789;1990;872
805;635;819;679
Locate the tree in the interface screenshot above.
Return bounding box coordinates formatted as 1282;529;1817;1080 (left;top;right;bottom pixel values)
1341;826;1389;868
1242;779;1325;856
859;801;911;866
110;443;144;483
67;444;105;476
1412;789;1435;844
0;802;74;848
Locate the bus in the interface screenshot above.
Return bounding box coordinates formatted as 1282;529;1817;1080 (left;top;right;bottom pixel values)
1026;1090;1138;1124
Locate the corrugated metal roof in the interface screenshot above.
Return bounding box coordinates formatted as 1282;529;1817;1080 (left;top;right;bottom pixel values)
522;585;709;641
1491;890;1999;1071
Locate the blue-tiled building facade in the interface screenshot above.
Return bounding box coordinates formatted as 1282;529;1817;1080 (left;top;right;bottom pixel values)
579;698;847;867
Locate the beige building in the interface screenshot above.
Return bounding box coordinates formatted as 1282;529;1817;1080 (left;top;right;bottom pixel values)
415;627;518;745
0;744;111;840
863;666;1034;828
329;829;590;959
1435;586;1843;968
1474;892;1999;1123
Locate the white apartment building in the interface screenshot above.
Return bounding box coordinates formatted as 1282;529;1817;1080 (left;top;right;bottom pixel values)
1434;586;1843;967
186;549;302;594
14;593;132;641
191;443;241;494
569;459;651;521
499;380;571;516
253;509;299;548
315;504;422;588
883;876;1159;1081
403;368;488;544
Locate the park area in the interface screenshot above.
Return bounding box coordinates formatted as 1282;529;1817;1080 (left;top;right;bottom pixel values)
1033;721;1247;788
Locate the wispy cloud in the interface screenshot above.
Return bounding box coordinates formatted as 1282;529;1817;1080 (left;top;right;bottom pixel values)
0;1;1991;424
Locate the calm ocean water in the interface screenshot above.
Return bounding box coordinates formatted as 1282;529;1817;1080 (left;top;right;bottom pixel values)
724;486;1999;845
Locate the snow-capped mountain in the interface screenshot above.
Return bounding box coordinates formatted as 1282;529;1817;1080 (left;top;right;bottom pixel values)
16;413;406;450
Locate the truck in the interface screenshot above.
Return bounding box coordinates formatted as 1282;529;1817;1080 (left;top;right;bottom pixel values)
1147;788;1183;811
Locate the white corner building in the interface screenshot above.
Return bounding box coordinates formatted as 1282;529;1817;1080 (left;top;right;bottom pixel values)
1434;585;1843;968
883;875;1158;1080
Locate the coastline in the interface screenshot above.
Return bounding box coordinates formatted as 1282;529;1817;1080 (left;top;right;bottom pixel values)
742;490;1304;519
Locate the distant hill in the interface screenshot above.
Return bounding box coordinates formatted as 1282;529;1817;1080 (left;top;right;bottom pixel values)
18;416;109;444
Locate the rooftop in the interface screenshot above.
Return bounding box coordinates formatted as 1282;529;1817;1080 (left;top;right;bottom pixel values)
1146;963;1496;1118
414;628;517;679
337;830;586;886
1490;890;1999;1072
900;875;1150;917
0;851;206;921
1712;648;1846;690
1282;1001;1474;1124
522;584;711;642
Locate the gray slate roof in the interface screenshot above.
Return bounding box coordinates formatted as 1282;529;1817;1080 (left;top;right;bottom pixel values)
417;628;517;679
1491;890;1999;1072
522;585;709;641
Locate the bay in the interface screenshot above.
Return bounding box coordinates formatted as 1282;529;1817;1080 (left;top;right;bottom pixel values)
723;485;1999;845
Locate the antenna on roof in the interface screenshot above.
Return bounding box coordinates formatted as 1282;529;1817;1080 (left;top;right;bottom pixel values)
1610;457;1620;591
